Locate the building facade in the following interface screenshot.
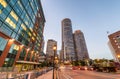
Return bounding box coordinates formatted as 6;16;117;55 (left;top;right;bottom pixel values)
59;50;64;62
46;39;57;61
61;18;75;61
73;30;89;60
108;31;120;62
0;0;45;71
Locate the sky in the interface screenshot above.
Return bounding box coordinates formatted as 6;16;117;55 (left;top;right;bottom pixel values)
41;0;120;59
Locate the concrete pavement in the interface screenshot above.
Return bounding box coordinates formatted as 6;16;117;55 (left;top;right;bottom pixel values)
58;66;120;79
37;70;53;79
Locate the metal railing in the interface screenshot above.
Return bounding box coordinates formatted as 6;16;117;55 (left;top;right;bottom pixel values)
0;67;13;72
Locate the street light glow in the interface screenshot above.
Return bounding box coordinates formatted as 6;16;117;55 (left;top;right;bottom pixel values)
53;45;57;50
117;55;120;58
9;38;15;42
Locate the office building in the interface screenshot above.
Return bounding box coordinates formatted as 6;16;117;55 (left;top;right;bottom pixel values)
73;30;89;60
0;0;45;71
46;39;57;61
59;50;64;62
61;18;75;61
108;31;120;62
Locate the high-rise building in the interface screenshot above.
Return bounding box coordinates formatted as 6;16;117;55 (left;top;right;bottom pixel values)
46;39;57;61
61;18;75;61
0;0;45;71
108;31;120;62
59;50;64;62
73;30;89;60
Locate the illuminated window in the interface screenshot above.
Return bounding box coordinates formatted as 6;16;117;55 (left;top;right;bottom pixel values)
33;32;36;36
28;32;31;36
30;27;33;32
5;17;16;29
21;23;26;31
13;45;19;50
32;37;35;41
25;21;28;25
0;0;7;8
118;46;120;48
0;9;2;14
38;44;40;46
10;10;18;21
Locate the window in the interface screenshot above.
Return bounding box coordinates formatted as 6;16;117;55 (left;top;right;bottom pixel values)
0;9;2;14
21;0;28;7
9;44;19;54
0;37;8;56
5;17;16;29
10;10;18;21
0;0;7;8
14;20;21;32
26;51;31;61
19;49;26;60
11;32;17;38
0;20;2;26
9;0;17;7
21;23;26;31
0;24;13;36
0;9;8;21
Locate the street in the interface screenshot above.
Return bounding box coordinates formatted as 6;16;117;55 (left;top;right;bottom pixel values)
57;66;120;79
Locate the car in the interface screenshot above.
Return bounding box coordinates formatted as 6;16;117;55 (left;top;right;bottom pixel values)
72;66;80;70
87;67;93;71
80;66;87;70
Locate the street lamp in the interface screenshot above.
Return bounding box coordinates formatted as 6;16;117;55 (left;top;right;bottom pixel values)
5;62;8;79
53;45;57;79
117;55;120;62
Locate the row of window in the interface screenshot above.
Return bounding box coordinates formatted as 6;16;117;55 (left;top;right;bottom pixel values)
0;37;37;67
0;0;43;49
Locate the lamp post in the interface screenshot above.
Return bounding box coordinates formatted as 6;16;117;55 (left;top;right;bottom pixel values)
117;55;120;62
5;62;8;79
53;45;57;79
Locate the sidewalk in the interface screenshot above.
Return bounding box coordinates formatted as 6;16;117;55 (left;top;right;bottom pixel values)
115;70;120;74
37;70;53;79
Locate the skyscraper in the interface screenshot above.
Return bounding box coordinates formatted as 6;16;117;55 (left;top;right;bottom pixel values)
62;18;75;61
108;31;120;62
73;30;89;60
59;50;64;62
0;0;45;71
46;39;57;61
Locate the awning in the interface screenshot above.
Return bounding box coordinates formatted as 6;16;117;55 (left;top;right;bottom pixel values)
16;61;41;65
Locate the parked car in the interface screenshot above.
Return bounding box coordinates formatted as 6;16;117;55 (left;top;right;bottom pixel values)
80;66;87;70
87;66;93;71
72;66;80;70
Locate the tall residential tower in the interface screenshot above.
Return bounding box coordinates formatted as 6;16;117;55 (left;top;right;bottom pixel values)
61;18;75;61
73;30;89;60
46;39;57;61
108;31;120;62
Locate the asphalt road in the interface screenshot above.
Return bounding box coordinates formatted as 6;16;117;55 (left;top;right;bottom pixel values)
58;66;120;79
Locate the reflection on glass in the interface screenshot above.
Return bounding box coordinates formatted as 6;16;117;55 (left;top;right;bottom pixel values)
0;37;8;56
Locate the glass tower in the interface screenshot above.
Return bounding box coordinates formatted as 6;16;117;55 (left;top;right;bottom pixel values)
62;18;75;61
73;30;89;60
0;0;45;71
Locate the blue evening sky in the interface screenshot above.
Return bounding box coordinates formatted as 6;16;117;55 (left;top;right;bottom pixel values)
41;0;120;59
